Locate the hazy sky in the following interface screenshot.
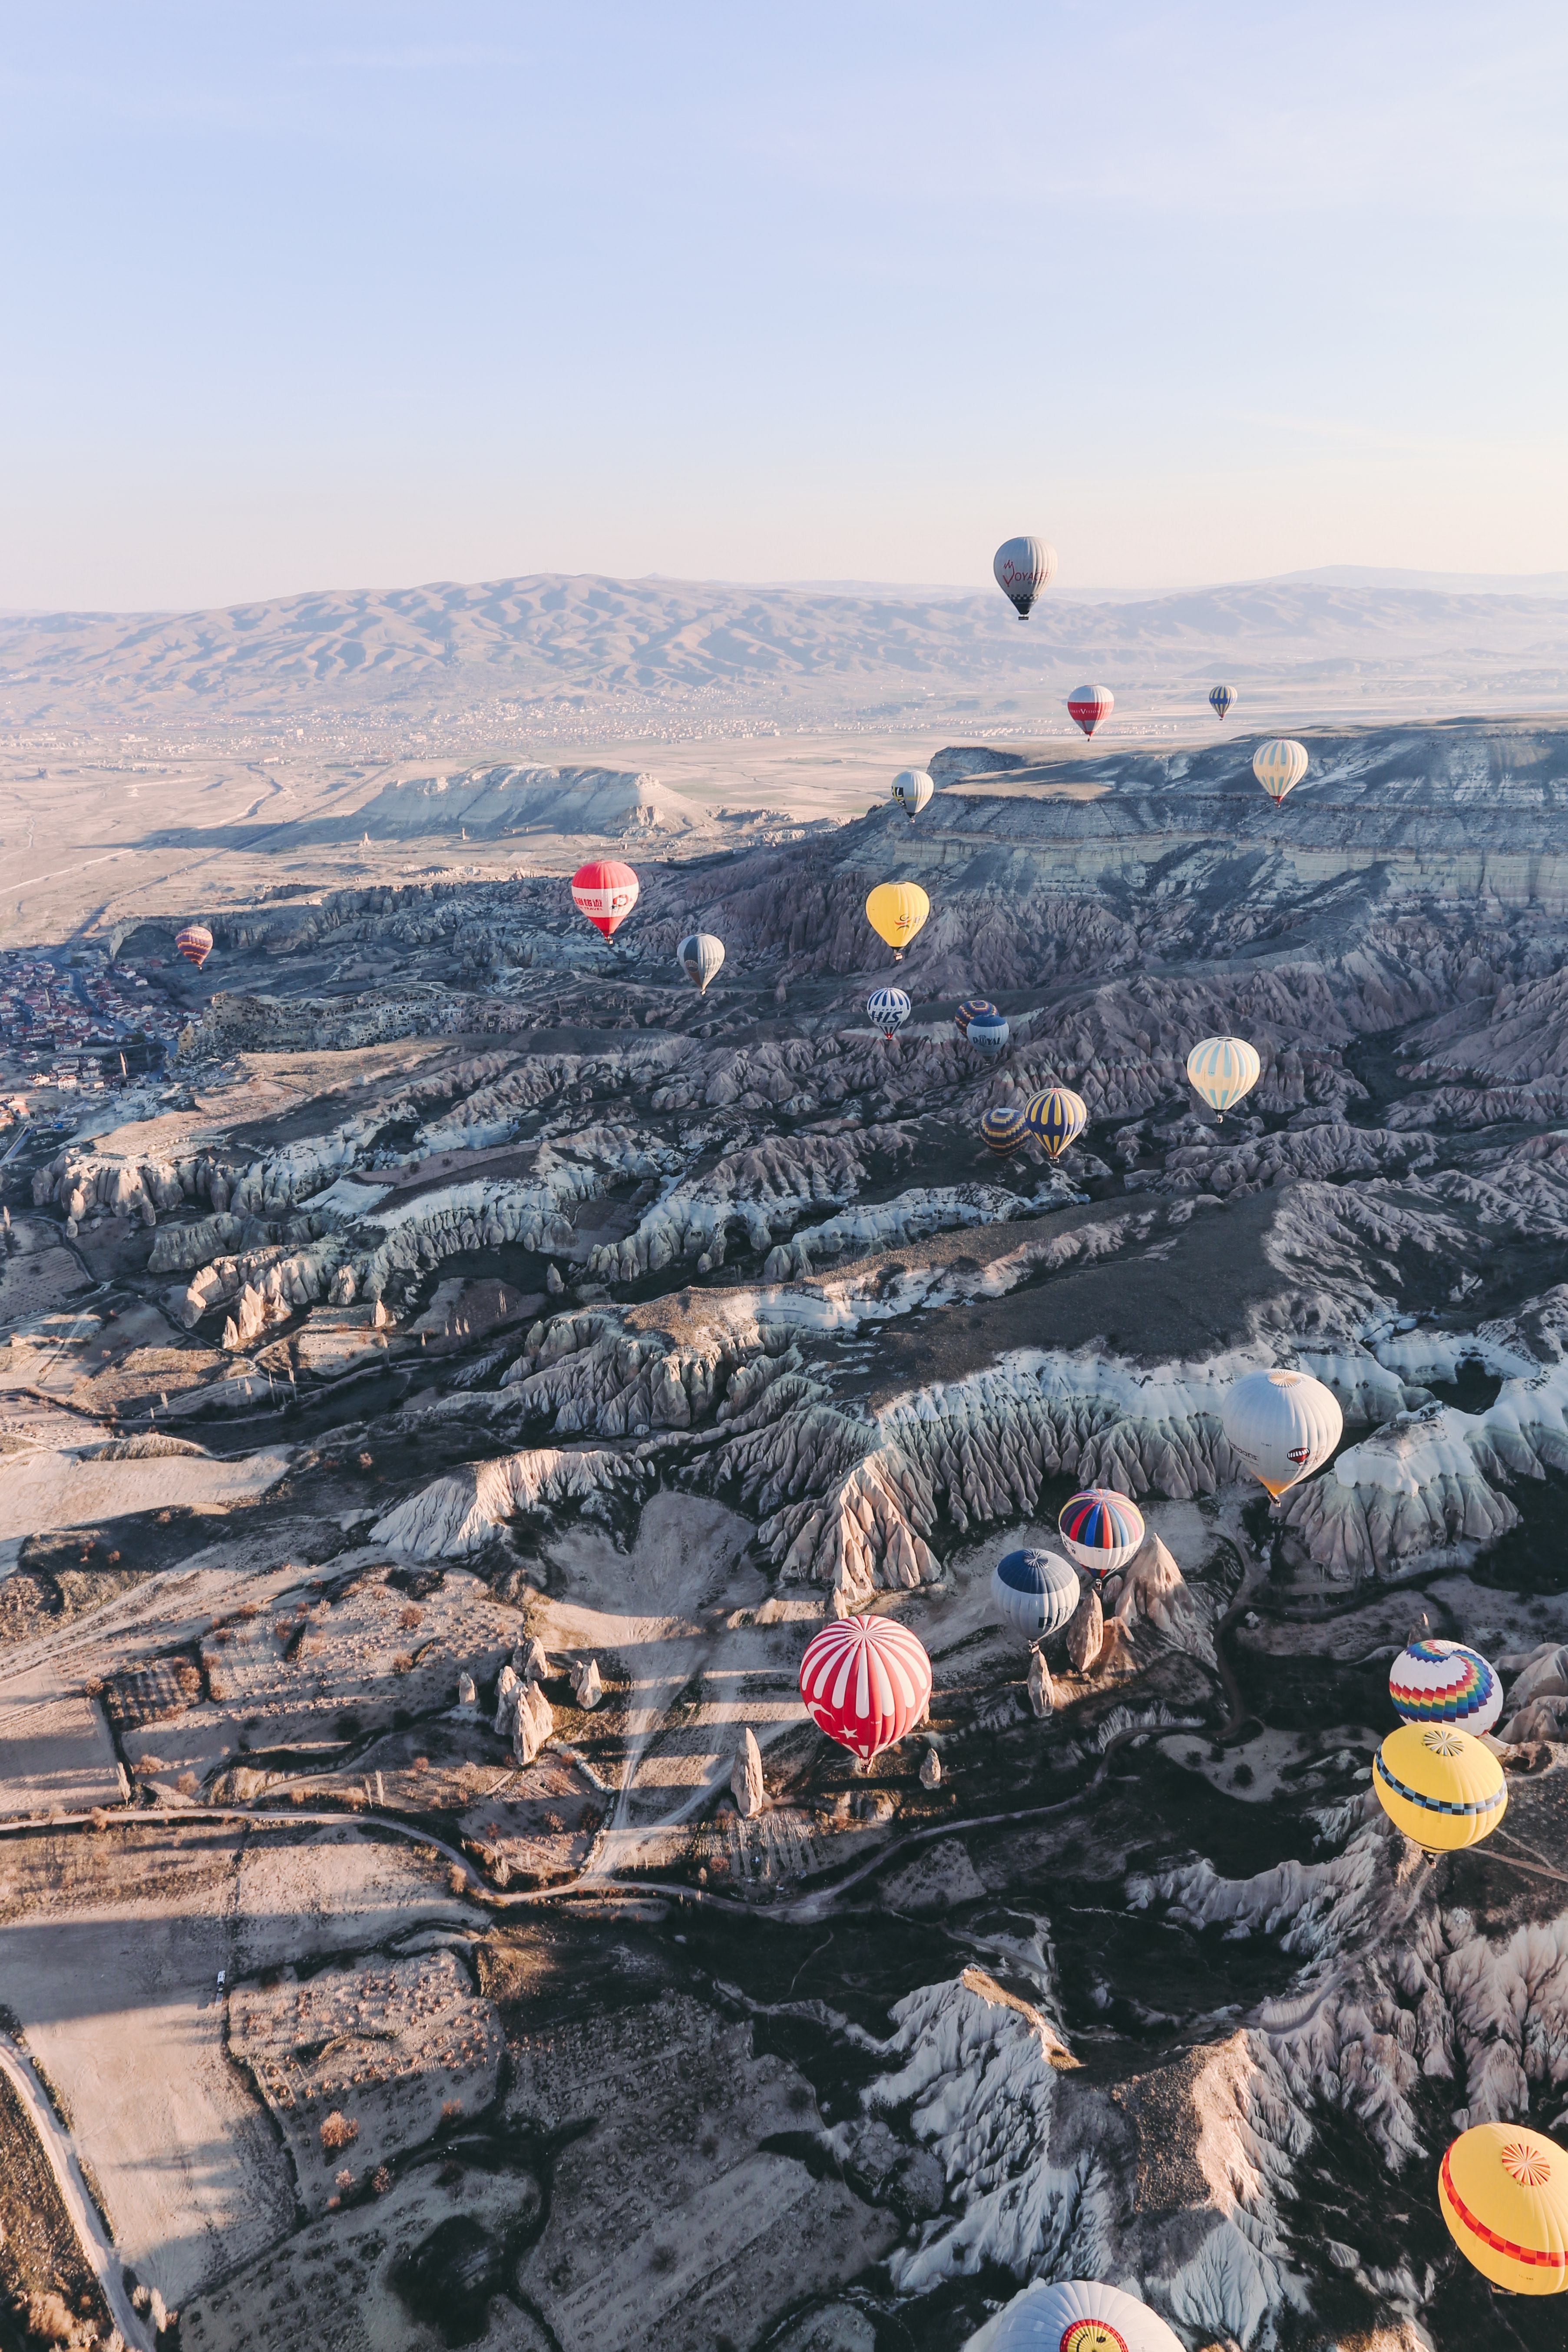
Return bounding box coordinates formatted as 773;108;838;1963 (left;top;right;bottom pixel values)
2;2;1565;609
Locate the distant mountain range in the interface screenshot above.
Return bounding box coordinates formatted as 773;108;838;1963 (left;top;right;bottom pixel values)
1;569;1565;728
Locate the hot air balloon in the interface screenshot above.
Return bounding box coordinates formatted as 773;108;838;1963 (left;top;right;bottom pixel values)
1058;1489;1145;1578
1389;1638;1502;1737
1221;1367;1342;1498
176;924;214;970
1254;738;1309;807
967;1009;1009;1060
1439;2121;1568;2296
868;986;911;1040
993;536;1058;621
1374;1721;1506;1859
1067;685;1114;740
798;1616;933;1761
865;882;929;962
1185;1035;1260;1122
991;1548;1079;1643
571;859;639;938
1209;685;1236;721
954;998;997;1039
981;1103;1030;1155
890;769;934;819
676;932;724;993
1025;1086;1087;1160
967;2277;1185;2352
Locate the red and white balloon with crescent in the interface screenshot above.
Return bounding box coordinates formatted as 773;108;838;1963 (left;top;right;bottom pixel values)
798;1617;932;1761
570;859;640;938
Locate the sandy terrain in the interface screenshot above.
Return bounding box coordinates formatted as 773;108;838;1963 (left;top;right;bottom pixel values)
0;1664;121;1817
1;1856;293;2306
0;1439;290;1542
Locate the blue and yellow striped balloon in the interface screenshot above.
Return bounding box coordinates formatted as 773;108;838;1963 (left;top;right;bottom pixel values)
980;1102;1029;1155
1024;1086;1087;1161
1185;1035;1260;1121
1209;683;1235;719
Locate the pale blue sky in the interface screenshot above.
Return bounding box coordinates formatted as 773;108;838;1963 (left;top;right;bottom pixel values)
2;1;1564;608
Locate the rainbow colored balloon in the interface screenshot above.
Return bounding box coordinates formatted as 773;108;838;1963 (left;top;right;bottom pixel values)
1058;1488;1145;1578
1389;1638;1502;1737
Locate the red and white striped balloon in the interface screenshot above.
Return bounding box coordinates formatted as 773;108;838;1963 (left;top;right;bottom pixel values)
570;858;639;938
798;1616;932;1761
1067;685;1114;740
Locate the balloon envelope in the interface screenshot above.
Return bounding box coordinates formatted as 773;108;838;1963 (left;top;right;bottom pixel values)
1374;1722;1506;1855
890;769;934;818
1209;684;1236;720
1185;1035;1260;1118
677;931;724;993
865;882;930;960
572;859;639;938
993;535;1058;620
176;924;213;970
867;986;911;1039
1058;1489;1145;1577
981;1103;1030;1155
967;1009;1009;1060
798;1616;932;1760
1439;2122;1568;2296
1221;1367;1342;1498
1068;685;1114;739
1254;738;1309;805
954;998;997;1039
1390;1638;1502;1737
965;2277;1185;2352
1025;1086;1087;1160
992;1549;1079;1642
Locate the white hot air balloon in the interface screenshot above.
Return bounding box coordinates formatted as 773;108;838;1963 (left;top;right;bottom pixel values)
990;1548;1079;1643
1185;1035;1261;1122
890;768;934;818
676;931;725;993
1254;738;1309;806
993;536;1059;620
1222;1367;1343;1499
965;2276;1185;2352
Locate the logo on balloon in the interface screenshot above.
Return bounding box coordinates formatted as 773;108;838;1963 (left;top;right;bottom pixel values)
1501;2140;1551;2187
1421;1727;1466;1757
1059;2323;1130;2352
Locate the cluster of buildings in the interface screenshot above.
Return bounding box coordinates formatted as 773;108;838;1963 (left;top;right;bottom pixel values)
0;946;182;1098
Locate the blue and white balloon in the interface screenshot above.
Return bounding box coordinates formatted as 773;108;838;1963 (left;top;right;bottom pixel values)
868;986;912;1039
991;1548;1079;1641
967;1008;1009;1060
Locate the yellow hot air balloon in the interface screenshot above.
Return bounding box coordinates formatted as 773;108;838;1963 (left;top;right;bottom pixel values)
1373;1722;1506;1859
1439;2121;1568;2295
865;882;930;962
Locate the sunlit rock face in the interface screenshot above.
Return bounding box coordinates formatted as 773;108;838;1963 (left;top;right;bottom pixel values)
12;717;1568;2352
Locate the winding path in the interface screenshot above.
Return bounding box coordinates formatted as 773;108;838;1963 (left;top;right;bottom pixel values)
0;2031;154;2351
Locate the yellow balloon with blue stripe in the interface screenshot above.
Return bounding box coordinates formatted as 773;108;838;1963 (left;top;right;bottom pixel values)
1185;1035;1260;1122
1373;1723;1506;1858
1025;1086;1087;1160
